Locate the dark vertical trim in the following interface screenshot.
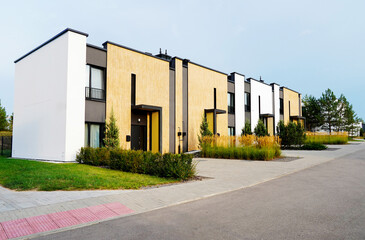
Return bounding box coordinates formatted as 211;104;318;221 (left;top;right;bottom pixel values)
159;109;162;153
149;112;152;151
259;96;261;115
131;74;136;106
214;88;217;109
289;101;291;120
213;110;217;135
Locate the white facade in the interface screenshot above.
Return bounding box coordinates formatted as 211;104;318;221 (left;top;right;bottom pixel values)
13;30;87;161
233;73;245;135
250;79;274;131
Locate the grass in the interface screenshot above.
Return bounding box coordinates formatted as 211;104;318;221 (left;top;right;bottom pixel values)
0;156;178;191
200;135;281;160
305;132;348;145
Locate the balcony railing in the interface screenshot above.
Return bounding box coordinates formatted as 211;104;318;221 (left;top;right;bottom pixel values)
85;87;105;100
228;105;235;114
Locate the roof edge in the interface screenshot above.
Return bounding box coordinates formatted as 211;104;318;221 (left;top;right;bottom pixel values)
14;28;88;63
103;41;170;62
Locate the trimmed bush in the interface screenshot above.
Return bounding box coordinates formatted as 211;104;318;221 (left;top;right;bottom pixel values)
76;148;195;180
301;142;328;150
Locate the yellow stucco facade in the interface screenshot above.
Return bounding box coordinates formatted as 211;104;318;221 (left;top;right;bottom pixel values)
187;63;228;151
283;87;301;124
105;43;170;153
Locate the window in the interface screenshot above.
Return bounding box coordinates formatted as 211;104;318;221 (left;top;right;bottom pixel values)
85;123;104;148
85;65;105;100
227;93;235;114
245;92;251;112
280;98;284;114
228;127;235;136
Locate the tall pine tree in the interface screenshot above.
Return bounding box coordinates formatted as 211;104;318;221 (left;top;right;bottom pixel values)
104;110;120;148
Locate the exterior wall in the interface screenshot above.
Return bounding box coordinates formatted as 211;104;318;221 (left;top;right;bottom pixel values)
233;73;245;135
272;84;280;133
13;31;86;161
250;79;273;131
174;58;183;153
105;43;170;152
187;63;227;151
283;88;300;124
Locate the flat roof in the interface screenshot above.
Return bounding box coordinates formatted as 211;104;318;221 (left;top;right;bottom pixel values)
103;41;170;62
14;28;88;63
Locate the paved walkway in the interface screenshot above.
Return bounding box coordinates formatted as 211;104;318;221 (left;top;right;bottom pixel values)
0;142;363;239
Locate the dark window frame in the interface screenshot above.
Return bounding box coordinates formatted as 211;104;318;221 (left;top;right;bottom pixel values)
245;92;251;112
85;122;105;148
85;64;106;102
280;98;284;114
228;126;235;136
228;92;235;114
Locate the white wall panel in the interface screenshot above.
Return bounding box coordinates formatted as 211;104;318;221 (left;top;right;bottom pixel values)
250;79;273;131
234;73;245;136
13;31;86;161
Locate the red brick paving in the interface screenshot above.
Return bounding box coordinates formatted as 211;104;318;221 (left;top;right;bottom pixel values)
0;202;133;239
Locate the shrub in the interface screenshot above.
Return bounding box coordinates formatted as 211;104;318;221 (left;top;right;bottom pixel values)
254;120;268;137
277;121;306;148
104;110;120;148
301;142;328;150
241;121;252;136
76;148;195;180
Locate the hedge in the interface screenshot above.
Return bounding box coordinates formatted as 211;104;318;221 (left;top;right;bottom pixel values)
76;148;196;180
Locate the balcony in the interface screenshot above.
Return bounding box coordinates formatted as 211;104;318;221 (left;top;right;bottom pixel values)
85;87;105;101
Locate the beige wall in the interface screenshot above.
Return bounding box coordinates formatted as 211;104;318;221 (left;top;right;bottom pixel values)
187;63;228;151
174;59;183;153
106;43;170;152
283;88;301;124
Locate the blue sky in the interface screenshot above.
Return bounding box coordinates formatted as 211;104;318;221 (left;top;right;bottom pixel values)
1;0;364;119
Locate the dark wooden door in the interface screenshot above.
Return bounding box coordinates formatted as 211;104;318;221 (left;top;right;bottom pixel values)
131;125;147;151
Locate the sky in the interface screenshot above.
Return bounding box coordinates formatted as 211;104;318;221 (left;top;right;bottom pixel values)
1;0;364;119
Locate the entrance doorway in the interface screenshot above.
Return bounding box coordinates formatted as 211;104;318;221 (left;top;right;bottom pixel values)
131;125;147;150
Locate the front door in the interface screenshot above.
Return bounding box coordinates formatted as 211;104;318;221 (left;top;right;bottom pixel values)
131;125;147;151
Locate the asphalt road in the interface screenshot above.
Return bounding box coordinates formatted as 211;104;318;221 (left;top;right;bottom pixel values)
36;147;365;240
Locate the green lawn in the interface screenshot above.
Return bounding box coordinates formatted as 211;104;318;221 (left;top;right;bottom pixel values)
0;156;178;191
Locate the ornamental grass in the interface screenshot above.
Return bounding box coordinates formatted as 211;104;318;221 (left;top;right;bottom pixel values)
305;131;348;145
200;135;281;161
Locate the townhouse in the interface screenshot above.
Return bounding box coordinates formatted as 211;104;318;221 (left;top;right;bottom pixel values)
12;28;303;162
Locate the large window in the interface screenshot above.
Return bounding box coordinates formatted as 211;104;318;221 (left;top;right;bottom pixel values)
85;123;104;148
245;92;251;112
85;65;105;100
280;98;284;114
228;93;235;114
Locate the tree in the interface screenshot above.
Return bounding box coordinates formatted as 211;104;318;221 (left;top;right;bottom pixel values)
0;100;7;131
319;89;338;134
241;121;252;136
335;94;349;132
344;103;356;136
198;116;213;147
7;113;13;132
254;119;268;137
302;95;323;131
103;110;120;148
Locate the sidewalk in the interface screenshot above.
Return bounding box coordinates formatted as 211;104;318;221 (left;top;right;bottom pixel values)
0;142;363;239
